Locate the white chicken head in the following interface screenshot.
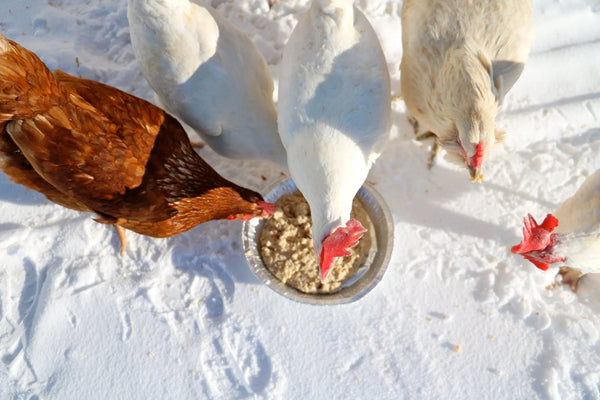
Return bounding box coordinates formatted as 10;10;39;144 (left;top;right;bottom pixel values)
439;48;504;181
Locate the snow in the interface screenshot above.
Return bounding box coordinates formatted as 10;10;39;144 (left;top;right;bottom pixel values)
1;0;599;399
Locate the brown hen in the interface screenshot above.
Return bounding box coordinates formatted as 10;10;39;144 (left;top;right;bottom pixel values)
0;34;274;253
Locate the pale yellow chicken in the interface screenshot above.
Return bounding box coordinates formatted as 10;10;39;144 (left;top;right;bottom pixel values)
400;0;535;181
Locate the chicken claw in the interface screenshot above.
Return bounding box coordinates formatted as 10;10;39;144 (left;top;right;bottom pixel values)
558;267;583;292
415;131;439;170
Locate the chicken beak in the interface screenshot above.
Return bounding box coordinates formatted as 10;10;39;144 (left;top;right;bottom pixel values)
469;166;484;182
257;200;276;217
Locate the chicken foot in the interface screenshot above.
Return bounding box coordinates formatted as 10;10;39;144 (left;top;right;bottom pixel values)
415;130;440;170
408;116;440;169
116;225;127;256
558;267;583;292
545;267;584;292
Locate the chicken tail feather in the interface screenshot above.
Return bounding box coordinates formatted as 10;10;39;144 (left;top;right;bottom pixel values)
0;33;63;122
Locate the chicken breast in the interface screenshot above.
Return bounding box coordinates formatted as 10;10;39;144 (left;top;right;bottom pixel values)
401;0;534;181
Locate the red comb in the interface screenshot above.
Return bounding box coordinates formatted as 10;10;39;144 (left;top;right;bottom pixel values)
319;219;367;281
470;142;485;169
511;213;559;254
539;213;559;231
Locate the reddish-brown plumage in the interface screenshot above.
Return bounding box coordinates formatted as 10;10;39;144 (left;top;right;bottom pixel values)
0;35;274;248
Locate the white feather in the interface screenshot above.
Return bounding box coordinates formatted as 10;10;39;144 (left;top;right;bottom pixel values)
400;0;534;168
277;0;390;254
552;170;600;274
127;0;286;167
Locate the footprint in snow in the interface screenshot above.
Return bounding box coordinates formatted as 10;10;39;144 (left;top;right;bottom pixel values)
197;260;235;320
198;325;273;398
139;256;236;341
0;223;30;255
17;258;42;328
171;251;236;320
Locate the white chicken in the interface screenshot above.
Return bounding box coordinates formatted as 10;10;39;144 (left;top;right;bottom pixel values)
127;0;287;168
512;170;600;291
400;0;535;181
277;0;391;280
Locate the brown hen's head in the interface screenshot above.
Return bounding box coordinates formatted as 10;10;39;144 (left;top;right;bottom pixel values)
222;186;275;221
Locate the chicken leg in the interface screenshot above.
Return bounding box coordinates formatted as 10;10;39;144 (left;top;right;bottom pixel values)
415;130;440;170
558;267;584;292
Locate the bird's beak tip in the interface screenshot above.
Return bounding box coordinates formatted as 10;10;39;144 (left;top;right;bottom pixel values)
469;167;484;182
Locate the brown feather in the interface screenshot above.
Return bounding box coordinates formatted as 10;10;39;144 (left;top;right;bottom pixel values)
0;128;90;212
0;38;62;121
0;34;272;243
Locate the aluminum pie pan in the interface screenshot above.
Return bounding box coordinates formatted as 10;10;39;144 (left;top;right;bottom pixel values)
242;179;394;305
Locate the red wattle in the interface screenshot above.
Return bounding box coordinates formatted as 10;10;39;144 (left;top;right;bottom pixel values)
524;255;549;271
257;200;276;216
470;142;484;169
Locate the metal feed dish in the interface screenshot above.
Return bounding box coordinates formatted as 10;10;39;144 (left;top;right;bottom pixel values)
242;179;394;305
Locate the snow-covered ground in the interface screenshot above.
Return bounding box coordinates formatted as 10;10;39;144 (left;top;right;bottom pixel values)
1;0;600;398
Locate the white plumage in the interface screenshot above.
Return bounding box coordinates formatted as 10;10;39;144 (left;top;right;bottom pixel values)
277;0;391;279
127;0;286;168
512;170;600;290
552;171;600;274
400;0;534;181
